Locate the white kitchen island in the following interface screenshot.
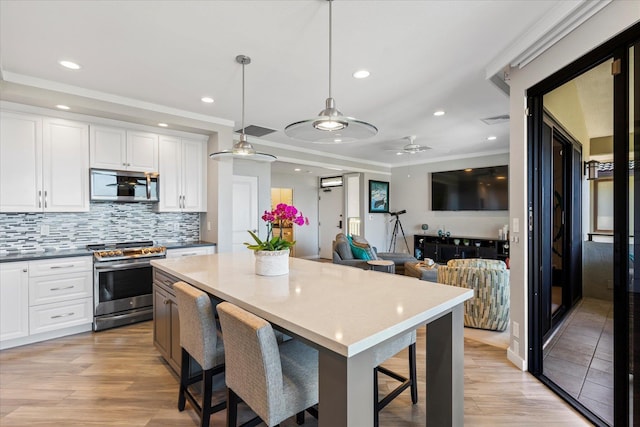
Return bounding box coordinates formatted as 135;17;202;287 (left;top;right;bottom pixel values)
151;252;473;426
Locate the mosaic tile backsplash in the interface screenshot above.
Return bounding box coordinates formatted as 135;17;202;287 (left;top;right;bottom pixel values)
0;202;201;254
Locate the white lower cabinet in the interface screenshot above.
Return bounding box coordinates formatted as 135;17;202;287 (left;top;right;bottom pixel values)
0;262;29;342
166;246;215;258
29;298;93;335
0;256;93;350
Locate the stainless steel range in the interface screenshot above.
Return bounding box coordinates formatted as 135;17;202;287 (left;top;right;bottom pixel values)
88;241;166;331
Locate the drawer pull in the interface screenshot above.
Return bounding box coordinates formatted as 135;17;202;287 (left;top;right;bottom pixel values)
51;312;75;319
180;253;198;257
163;299;170;305
50;264;75;269
162;279;173;286
50;285;75;291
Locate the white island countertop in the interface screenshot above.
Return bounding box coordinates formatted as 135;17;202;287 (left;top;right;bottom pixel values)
151;252;472;357
152;252;473;426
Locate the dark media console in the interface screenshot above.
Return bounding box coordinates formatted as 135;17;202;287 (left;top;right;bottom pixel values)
413;235;509;263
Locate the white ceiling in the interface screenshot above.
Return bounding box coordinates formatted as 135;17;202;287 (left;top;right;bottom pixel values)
0;0;586;170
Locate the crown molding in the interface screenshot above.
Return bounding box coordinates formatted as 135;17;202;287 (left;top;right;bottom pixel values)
485;0;611;79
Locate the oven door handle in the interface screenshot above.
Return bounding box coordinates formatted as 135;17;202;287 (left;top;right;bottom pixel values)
94;261;152;271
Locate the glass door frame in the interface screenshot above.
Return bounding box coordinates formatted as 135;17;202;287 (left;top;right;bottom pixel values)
527;23;639;426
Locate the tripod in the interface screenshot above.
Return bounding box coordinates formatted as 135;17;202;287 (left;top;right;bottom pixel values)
389;215;410;253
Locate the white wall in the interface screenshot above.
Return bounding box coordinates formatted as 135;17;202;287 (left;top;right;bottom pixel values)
272;172;318;259
507;2;639;370
362;172;394;252
390;154;510;254
202;130;234;252
233;159;272;242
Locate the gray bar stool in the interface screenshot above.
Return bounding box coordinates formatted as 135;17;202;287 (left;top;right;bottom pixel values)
217;301;318;427
173;281;226;427
374;331;418;427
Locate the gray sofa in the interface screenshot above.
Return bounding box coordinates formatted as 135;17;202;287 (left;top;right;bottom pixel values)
332;233;416;275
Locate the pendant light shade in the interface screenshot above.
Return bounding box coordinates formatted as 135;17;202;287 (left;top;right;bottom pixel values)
284;0;377;144
210;55;276;162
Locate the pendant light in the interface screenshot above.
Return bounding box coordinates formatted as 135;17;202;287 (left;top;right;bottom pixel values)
210;55;276;162
284;0;377;144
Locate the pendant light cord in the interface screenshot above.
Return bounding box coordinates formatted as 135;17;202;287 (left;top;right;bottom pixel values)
241;60;246;134
328;0;332;99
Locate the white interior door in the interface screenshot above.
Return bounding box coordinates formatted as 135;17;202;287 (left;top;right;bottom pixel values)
232;175;258;253
318;186;343;259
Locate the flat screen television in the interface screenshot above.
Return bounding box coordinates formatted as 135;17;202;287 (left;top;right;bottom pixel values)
431;165;508;211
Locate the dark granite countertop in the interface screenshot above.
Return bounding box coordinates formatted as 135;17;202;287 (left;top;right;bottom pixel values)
0;241;216;263
0;248;93;263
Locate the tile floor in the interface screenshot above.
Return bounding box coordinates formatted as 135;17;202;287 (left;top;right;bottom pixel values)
543;297;614;425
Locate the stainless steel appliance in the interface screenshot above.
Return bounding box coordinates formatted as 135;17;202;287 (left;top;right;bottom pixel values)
90;169;159;202
88;241;166;331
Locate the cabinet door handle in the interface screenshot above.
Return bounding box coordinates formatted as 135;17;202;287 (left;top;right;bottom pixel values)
22;268;28;273
51;312;75;319
50;285;75;291
163;298;170;305
50;264;75;269
38;190;42;208
44;190;47;208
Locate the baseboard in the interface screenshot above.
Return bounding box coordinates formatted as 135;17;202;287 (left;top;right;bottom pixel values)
0;323;92;350
507;346;527;371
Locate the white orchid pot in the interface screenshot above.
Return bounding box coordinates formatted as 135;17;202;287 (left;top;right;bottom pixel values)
254;249;290;276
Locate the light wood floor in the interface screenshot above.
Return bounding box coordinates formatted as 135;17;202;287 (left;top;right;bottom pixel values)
0;321;592;426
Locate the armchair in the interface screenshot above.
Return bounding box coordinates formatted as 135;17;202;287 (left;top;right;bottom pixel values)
437;258;510;331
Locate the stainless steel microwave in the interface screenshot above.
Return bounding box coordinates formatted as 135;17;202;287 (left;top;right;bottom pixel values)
90;169;159;202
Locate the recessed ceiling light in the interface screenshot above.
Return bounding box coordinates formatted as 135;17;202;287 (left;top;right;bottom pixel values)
201;97;214;103
396;152;403;156
464;168;472;172
59;60;81;70
353;70;370;79
487;136;497;141
294;168;301;172
158;123;168;127
433;110;445;117
56;104;70;110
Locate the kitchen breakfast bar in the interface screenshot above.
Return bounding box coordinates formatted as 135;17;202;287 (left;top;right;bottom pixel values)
151;252;473;426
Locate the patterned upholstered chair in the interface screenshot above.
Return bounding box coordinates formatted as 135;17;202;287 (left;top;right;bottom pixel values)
437;259;510;331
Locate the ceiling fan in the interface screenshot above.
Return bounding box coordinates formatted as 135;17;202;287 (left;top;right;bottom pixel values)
384;136;431;155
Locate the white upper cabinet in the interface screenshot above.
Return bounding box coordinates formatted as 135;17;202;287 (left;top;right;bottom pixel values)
126;130;159;172
0;111;89;213
42;118;90;212
0;111;42;212
157;135;206;212
90;125;158;172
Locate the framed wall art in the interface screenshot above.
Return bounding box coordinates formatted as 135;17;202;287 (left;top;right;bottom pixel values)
368;180;389;213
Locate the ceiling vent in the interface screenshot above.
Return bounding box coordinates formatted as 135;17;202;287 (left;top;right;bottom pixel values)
235;125;277;138
481;115;510;125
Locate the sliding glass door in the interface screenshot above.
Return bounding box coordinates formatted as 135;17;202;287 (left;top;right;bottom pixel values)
528;26;639;426
628;41;638;425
